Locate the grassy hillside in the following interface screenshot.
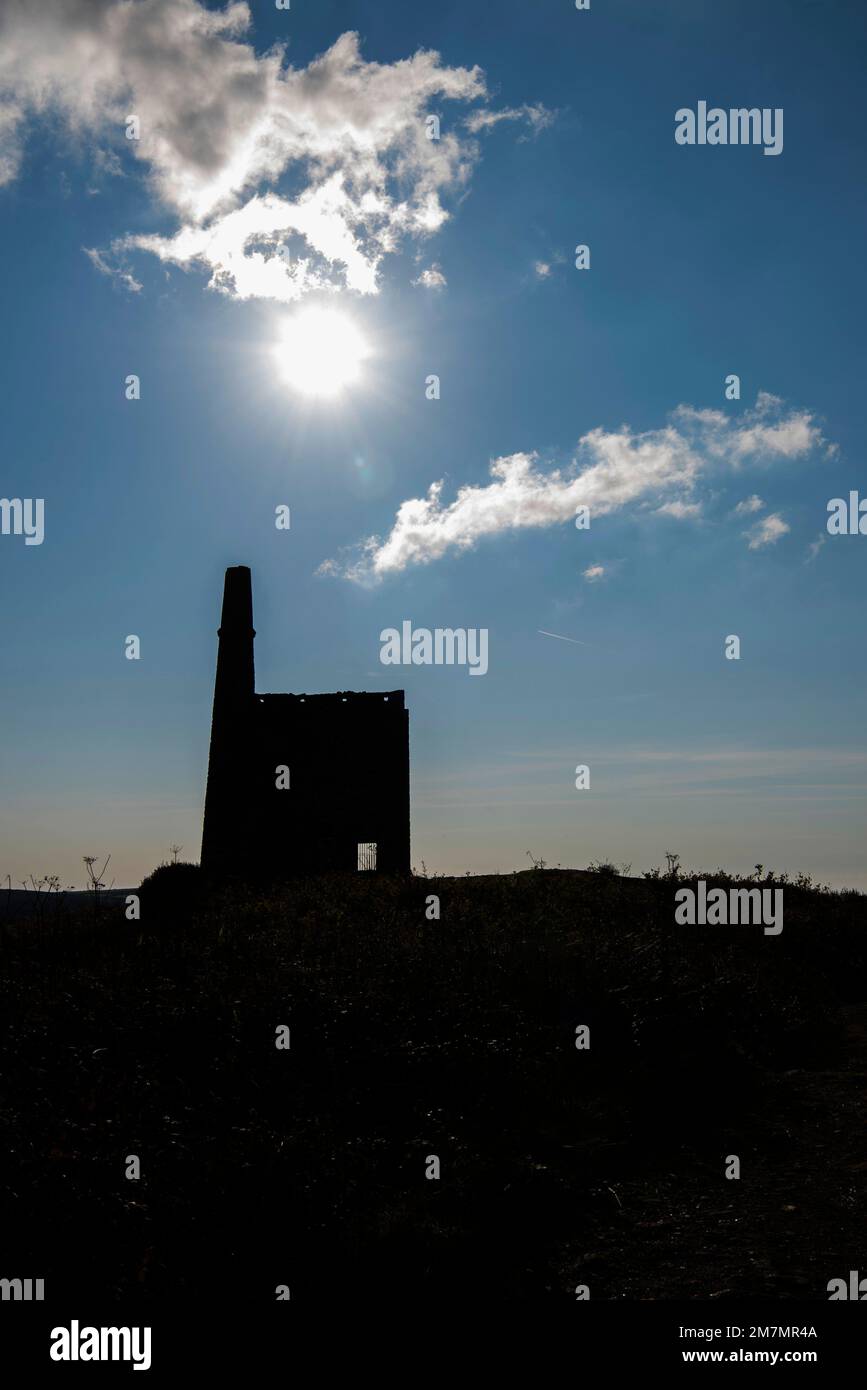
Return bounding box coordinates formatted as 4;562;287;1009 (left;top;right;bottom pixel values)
1;864;865;1302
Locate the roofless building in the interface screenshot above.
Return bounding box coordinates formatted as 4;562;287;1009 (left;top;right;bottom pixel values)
201;566;410;877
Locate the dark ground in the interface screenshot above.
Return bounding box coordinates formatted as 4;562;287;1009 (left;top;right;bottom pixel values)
1;864;865;1304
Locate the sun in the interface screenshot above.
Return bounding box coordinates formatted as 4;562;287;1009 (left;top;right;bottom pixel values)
275;306;370;398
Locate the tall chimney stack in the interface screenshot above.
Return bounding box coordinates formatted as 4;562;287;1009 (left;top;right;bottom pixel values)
200;567;256;872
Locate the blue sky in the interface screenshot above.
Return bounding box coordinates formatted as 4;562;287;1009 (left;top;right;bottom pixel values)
1;0;866;888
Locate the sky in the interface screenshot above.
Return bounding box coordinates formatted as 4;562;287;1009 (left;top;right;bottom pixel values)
1;0;866;889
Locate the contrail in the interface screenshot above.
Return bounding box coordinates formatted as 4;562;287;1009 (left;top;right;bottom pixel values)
538;629;598;647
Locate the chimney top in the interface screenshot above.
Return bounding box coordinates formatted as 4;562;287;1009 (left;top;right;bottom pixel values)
218;564;254;636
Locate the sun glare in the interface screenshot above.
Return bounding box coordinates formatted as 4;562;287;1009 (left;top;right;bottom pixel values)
275;306;370;398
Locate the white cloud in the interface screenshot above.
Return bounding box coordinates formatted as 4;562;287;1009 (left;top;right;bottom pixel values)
655;499;702;519
533;260;552;279
0;1;545;302
733;494;764;515
673;394;825;464
582;564;605;582
320;394;828;583
412;263;447;289
745;512;790;549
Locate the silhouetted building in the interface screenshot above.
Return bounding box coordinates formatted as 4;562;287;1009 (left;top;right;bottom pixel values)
201;566;410;877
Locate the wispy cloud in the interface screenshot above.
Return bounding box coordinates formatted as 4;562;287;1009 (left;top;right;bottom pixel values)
0;1;549;303
531;250;567;281
412;263;447;289
806;533;826;563
464;102;555;138
83;244;142;294
321;393;829;583
654;498;702;519
744;511;790;549
732;494;764;515
582;564;606;582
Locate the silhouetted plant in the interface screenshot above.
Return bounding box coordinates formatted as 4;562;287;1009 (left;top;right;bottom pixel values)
139;861;202;922
587;859;620;877
82;854;111;915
